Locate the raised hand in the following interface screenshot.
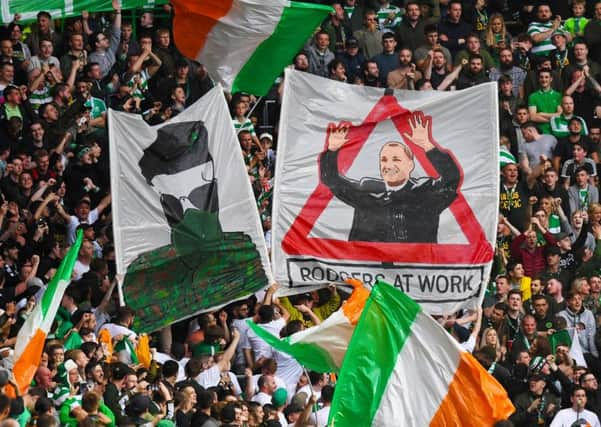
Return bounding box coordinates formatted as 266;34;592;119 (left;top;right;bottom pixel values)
327;122;352;152
402;111;434;152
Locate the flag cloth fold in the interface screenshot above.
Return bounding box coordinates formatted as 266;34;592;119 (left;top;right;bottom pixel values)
12;230;84;394
171;0;332;95
328;280;514;427
247;279;369;373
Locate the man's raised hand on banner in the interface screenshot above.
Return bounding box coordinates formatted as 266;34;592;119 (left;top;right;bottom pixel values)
402;111;435;152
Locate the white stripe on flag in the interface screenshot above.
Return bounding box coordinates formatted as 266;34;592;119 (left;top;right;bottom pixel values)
288;309;354;369
372;312;461;426
199;0;285;89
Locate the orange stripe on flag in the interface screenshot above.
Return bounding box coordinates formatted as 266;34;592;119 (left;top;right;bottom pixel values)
12;328;47;395
430;352;515;427
341;279;370;325
172;0;234;60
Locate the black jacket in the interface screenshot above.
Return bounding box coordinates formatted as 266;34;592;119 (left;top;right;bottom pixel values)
320;147;460;243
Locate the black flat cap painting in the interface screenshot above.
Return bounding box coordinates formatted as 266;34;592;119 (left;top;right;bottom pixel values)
139;121;211;185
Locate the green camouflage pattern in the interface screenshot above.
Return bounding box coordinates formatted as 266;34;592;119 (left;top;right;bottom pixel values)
123;210;268;333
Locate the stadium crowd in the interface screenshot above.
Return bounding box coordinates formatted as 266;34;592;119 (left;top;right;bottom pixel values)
0;0;599;425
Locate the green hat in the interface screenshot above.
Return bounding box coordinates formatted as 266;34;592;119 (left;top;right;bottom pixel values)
191;342;220;358
272;388;288;407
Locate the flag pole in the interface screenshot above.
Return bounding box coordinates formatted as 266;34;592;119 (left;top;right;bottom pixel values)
303;367;319;421
245;96;264;120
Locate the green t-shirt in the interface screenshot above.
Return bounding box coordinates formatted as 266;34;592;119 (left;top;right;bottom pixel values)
528;89;562;134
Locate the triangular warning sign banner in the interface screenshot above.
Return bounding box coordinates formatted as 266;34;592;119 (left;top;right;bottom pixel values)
273;70;498;313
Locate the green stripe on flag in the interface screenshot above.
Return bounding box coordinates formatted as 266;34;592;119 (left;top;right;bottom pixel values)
328;281;420;427
247;320;339;373
40;230;83;318
231;1;332;95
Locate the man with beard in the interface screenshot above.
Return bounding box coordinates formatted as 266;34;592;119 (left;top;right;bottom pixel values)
386;48;421;89
361;59;381;87
490;48;527;98
425;48;451;90
531;294;555;332
85;361;106;392
456;54;488;89
527;3;569;56
293;52;310;72
394;1;425;53
353;10;383;59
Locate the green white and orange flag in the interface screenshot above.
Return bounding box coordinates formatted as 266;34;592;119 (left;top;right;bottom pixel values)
247;279;369;373
328;281;515;427
171;0;332;95
12;230;83;394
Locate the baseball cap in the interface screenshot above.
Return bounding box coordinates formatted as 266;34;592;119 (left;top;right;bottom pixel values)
553;232;570;241
346;37;358;48
259;133;273;141
272;388;288;407
530;356;546;373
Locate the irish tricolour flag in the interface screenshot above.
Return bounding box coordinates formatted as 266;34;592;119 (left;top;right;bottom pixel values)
248;279;370;373
12;231;83;394
171;0;332;95
329;281;514;427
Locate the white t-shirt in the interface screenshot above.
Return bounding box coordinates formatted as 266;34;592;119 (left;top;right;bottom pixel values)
250;391;272;406
275;350;303;399
68;208;99;244
195;365;221;389
316;406;330;427
245;318;286;361
550;408;601;427
73;259;90;280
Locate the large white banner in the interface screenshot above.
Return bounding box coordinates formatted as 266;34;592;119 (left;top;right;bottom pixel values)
109;86;272;332
273;70;498;314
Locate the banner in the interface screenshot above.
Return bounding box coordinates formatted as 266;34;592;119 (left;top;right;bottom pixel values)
272;70;498;314
109;86;272;333
0;0;165;24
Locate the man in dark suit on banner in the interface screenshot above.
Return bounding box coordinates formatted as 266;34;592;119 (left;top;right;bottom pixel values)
320;111;461;243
